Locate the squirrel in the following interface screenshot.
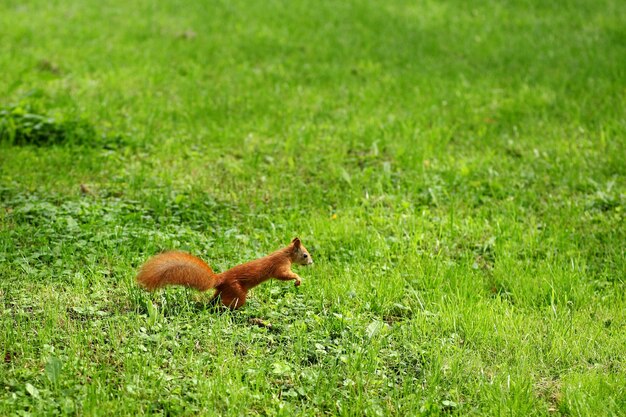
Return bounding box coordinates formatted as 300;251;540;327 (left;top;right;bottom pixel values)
136;237;313;309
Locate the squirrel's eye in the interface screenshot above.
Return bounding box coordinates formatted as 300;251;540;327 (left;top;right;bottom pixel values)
303;253;308;258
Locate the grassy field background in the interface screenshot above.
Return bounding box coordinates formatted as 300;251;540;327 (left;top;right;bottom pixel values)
1;0;625;415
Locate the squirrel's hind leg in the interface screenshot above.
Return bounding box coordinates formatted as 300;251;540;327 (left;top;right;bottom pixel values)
212;285;247;310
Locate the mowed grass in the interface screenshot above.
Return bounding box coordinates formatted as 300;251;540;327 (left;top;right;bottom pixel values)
1;0;625;415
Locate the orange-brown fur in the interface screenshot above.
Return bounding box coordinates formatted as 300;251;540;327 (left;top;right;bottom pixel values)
136;238;312;309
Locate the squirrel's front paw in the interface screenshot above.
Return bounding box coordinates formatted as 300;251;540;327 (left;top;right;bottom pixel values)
294;279;302;287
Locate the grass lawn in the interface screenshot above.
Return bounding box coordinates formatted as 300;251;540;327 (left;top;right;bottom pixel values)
1;0;625;415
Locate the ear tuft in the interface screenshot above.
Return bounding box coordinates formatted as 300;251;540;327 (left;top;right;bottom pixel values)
291;237;301;249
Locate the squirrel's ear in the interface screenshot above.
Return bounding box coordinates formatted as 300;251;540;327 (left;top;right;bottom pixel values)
291;237;301;249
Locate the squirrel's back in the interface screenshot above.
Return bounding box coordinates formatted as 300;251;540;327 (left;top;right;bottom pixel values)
136;251;218;291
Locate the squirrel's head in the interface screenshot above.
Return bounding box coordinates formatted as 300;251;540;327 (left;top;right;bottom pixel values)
290;237;313;265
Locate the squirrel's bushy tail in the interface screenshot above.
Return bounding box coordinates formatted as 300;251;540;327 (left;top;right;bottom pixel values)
136;251;219;291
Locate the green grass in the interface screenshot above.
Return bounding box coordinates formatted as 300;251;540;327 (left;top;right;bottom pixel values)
1;0;625;415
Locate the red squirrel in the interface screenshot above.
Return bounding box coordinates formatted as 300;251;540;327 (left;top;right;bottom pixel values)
136;237;313;309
